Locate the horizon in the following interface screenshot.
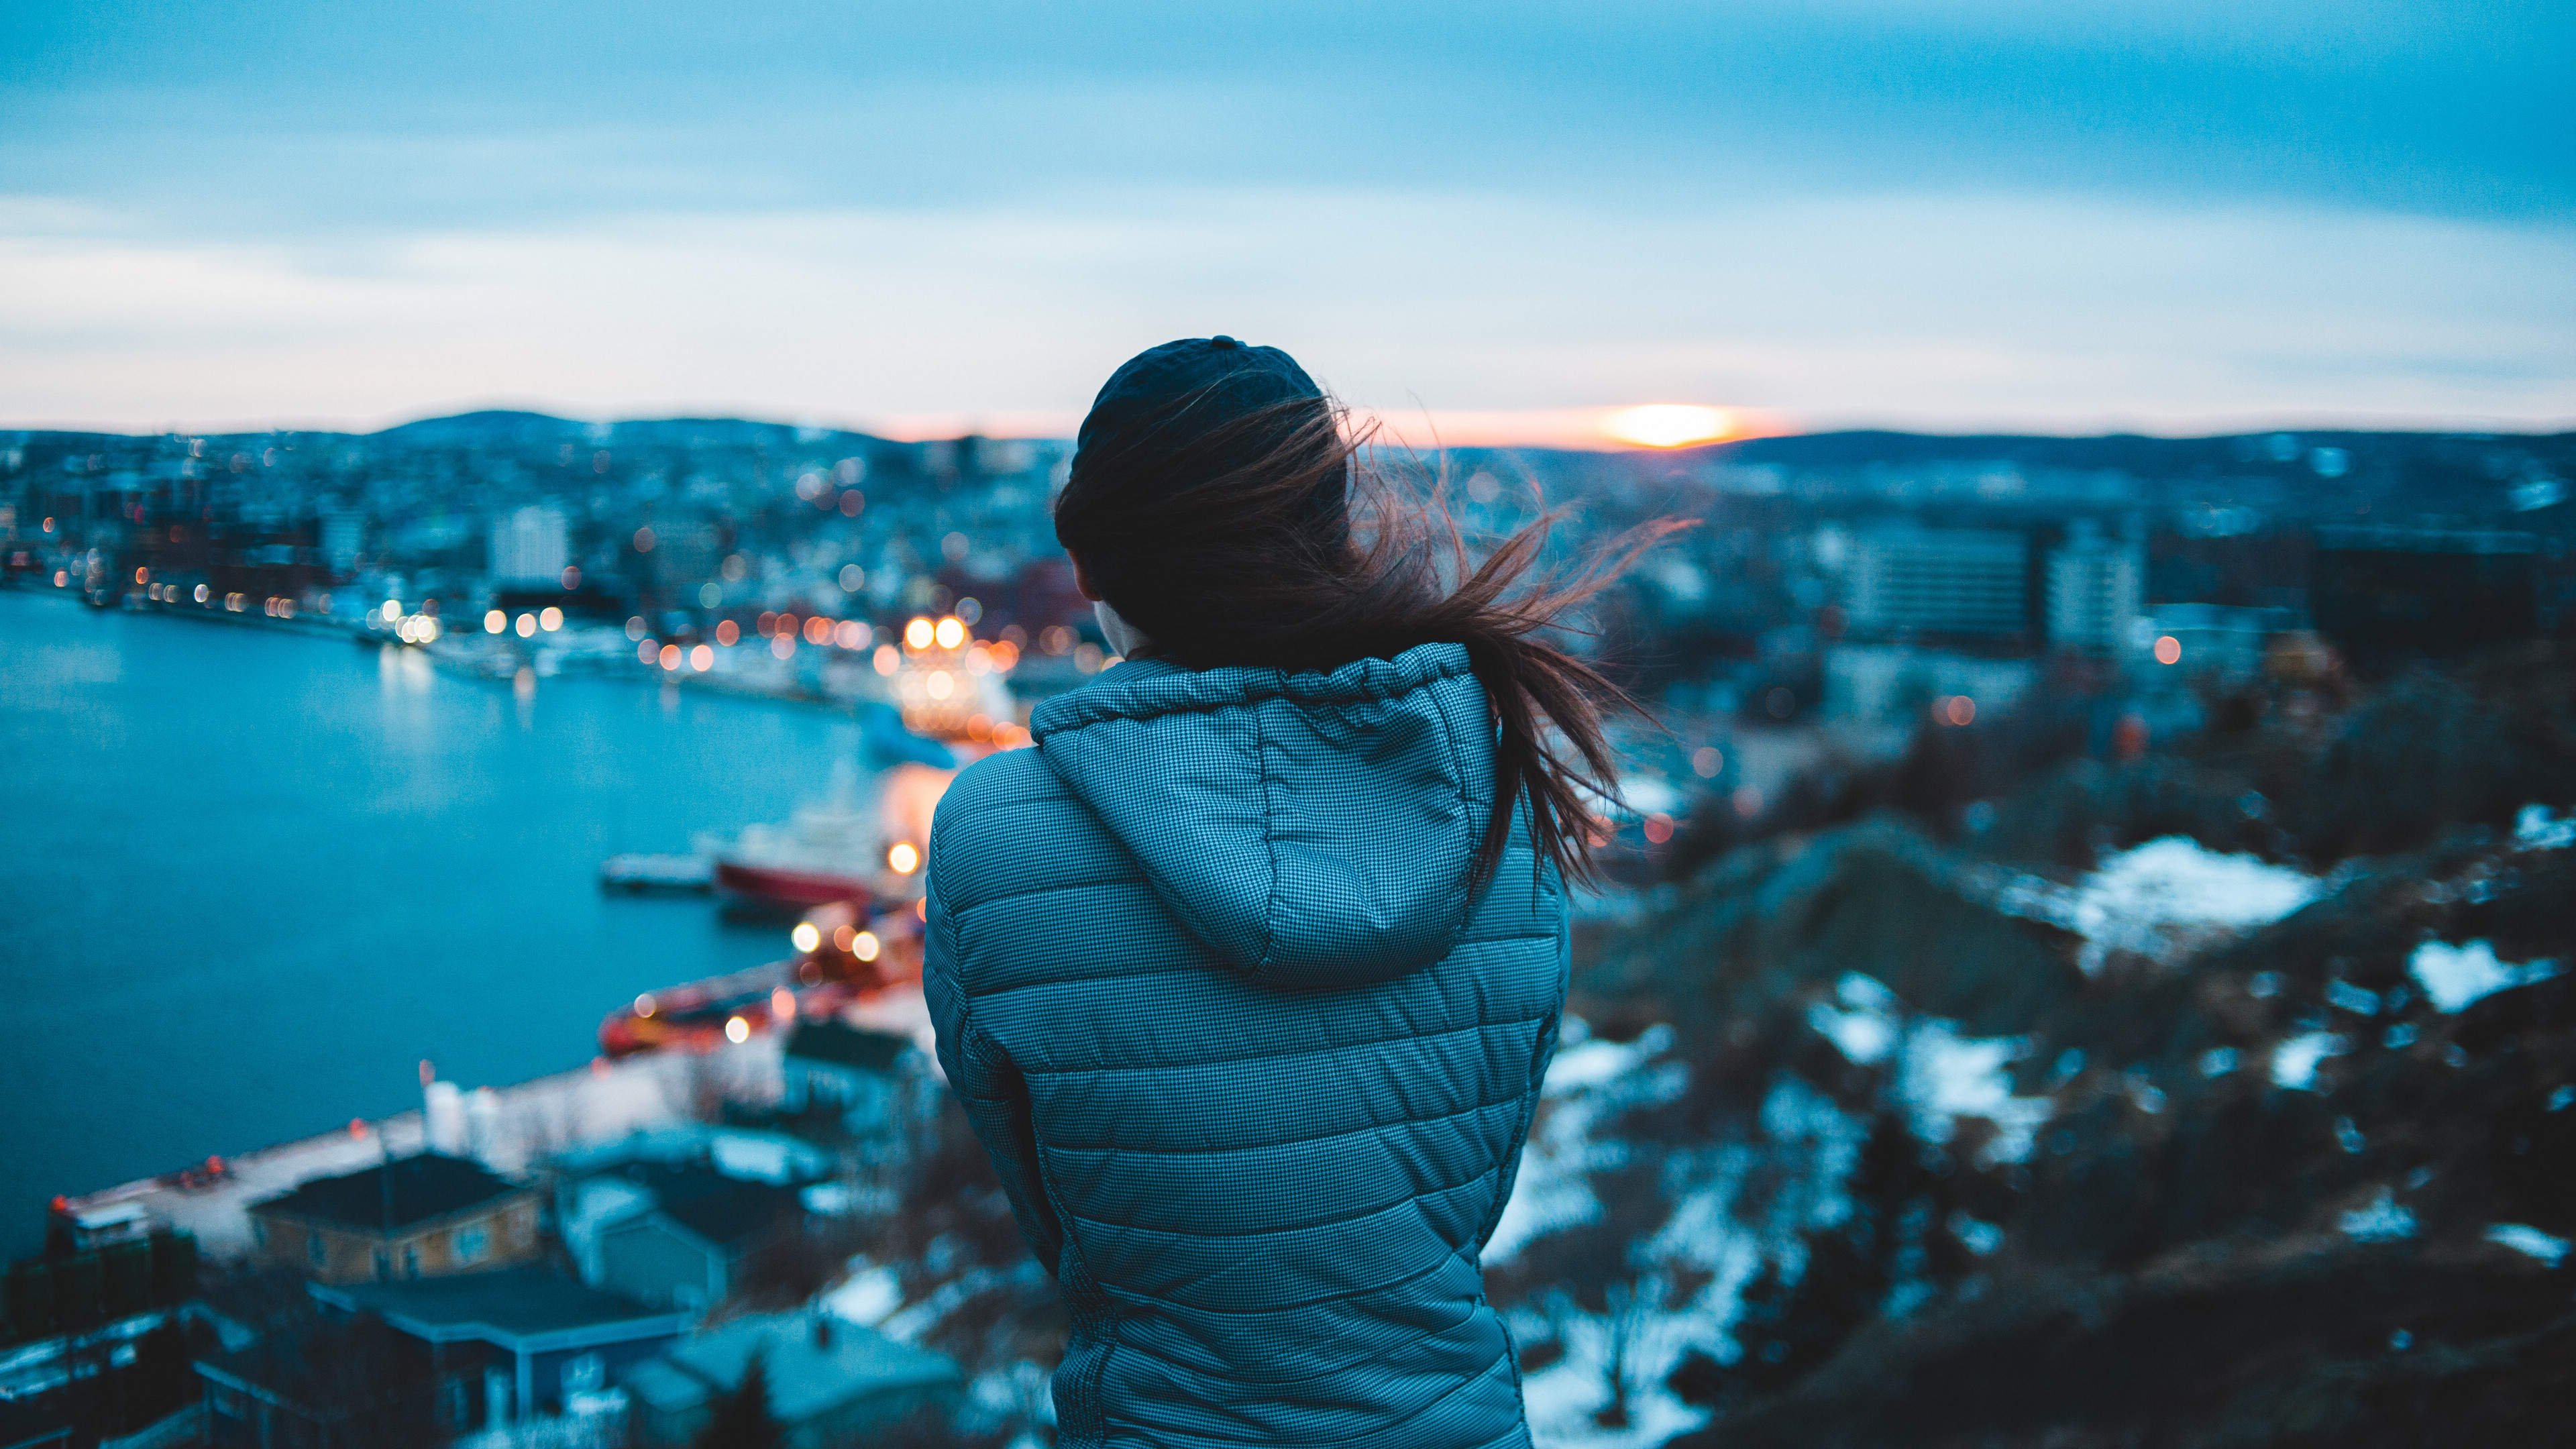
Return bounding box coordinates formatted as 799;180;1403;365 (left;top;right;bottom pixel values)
11;402;2574;452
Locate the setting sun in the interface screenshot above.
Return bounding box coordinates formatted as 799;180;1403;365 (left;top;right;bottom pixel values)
1601;405;1736;449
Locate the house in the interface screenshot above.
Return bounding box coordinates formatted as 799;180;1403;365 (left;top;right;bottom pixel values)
247;1154;539;1285
307;1267;686;1430
780;1020;930;1157
589;1164;812;1313
624;1313;962;1448
196;1311;440;1448
547;1128;833;1311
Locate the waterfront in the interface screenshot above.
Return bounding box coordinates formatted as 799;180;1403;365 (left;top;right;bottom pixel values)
0;592;860;1257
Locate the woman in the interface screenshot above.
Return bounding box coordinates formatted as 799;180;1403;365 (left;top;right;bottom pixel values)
925;336;1663;1448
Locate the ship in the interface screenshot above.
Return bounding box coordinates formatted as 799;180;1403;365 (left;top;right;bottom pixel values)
694;758;887;908
692;613;1027;910
598;899;926;1057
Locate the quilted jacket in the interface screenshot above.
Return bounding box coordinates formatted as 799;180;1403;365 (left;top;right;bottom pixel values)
924;641;1567;1448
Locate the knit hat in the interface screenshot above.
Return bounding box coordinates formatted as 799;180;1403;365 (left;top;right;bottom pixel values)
1067;336;1342;531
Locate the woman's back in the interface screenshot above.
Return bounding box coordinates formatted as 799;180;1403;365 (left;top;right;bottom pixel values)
926;643;1566;1448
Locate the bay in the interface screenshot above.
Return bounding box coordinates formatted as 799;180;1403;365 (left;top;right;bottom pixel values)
0;592;853;1258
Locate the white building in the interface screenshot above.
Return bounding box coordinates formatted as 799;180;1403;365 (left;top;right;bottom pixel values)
321;511;366;575
2046;533;2145;655
1824;644;2041;725
1847;527;2028;637
490;505;570;584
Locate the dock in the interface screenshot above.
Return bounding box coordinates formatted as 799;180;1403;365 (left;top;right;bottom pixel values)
598;852;715;894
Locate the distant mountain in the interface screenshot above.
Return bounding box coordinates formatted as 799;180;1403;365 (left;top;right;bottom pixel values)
365;411;891;451
368;409;586;446
1703;428;2576;482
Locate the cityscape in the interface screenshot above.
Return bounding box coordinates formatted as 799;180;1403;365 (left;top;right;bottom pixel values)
3;413;2571;1447
7;0;2574;1442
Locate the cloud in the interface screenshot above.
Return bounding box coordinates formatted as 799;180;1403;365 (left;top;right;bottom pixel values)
3;186;2569;435
3;0;2568;431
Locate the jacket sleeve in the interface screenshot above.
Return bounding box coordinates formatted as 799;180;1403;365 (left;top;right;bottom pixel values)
924;842;1067;1277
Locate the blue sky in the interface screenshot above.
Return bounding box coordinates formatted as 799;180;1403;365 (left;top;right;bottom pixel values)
3;0;2570;439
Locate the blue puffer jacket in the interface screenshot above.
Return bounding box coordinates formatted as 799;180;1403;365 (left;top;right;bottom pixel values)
925;641;1566;1448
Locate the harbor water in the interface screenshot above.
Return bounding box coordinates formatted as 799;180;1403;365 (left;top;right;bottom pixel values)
0;592;863;1258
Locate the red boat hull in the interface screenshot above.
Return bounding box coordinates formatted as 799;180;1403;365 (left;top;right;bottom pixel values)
713;859;869;907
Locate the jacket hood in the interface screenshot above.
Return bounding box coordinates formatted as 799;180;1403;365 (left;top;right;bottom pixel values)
1030;642;1494;990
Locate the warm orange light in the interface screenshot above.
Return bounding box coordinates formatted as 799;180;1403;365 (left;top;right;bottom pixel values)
690;644;712;671
853;930;881;962
904;617;935;650
888;842;921;875
792;922;822;953
1602;405;1735;449
659;643;681;669
2155;635;2182;665
934;616;966;649
1944;696;1977;727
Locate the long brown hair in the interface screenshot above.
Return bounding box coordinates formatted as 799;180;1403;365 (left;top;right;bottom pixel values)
1055;392;1682;888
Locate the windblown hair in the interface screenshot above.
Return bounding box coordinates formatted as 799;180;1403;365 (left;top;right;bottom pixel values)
1054;391;1682;888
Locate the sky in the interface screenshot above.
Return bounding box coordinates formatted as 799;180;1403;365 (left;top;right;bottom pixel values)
2;0;2571;443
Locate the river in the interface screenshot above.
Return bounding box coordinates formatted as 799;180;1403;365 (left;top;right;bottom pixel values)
0;591;861;1258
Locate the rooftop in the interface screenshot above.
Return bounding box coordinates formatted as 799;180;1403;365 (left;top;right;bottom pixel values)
784;1019;913;1073
252;1153;526;1234
547;1124;830;1186
624;1313;959;1424
313;1267;682;1347
611;1163;809;1252
2315;525;2540;554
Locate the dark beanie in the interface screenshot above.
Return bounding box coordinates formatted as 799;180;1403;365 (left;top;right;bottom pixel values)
1065;336;1344;531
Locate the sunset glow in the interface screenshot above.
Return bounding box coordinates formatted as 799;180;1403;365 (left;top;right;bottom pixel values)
1601;405;1736;449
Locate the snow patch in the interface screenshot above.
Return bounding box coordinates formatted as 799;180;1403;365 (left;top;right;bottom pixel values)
2271;1032;2345;1090
2486;1223;2571;1266
1545;1026;1673;1095
822;1263;903;1326
2070;837;2321;938
1900;1024;2051;1163
2516;804;2575;849
1487;1022;1684;1264
2339;1189;2416;1242
2408;939;2565;1014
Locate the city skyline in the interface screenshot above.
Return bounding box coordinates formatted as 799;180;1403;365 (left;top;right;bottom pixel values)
3;0;2571;439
